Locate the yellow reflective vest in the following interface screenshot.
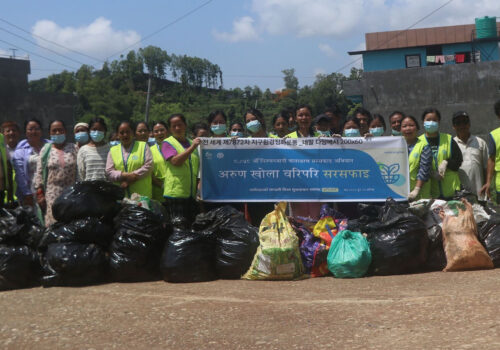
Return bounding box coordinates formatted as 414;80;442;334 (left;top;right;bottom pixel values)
408;139;431;199
418;133;461;198
110;141;152;198
163;136;199;199
490;127;500;191
150;143;167;202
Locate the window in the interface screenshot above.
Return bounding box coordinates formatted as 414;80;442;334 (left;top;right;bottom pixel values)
455;51;471;64
426;45;443;66
405;54;421;68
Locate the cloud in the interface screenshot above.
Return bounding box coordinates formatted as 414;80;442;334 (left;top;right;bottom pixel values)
217;0;500;41
318;43;336;57
313;67;327;76
212;16;259;43
32;17;141;58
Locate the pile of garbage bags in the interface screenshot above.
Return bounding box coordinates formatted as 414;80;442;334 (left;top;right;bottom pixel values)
1;183;500;290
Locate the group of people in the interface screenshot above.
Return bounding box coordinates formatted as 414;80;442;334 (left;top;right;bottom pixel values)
1;100;499;227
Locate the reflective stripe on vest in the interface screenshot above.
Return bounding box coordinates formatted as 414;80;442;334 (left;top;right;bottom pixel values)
163;136;199;199
490;127;500;191
110;141;152;198
151;143;167;202
418;133;461;198
408;139;431;199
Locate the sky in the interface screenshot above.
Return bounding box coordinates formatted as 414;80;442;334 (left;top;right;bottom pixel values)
1;0;498;91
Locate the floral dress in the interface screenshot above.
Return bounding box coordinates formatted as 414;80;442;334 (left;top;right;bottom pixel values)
34;142;78;226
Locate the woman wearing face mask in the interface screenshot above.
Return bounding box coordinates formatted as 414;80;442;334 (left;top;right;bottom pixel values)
314;114;332;136
73;122;89;148
286;105;320;138
342;116;362;137
13;119;50;206
151;121;169;202
365;114;386;137
106;121;153;198
77;117;110;181
229;122;245;137
34;120;78;226
270;111;290;138
244;108;270;138
419;108;462;199
208;110;228;137
401;116;431;201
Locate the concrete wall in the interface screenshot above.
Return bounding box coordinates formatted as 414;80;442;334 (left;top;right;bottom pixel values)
0;58;76;138
345;60;500;138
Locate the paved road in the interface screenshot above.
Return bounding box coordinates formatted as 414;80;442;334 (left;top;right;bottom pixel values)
1;270;499;349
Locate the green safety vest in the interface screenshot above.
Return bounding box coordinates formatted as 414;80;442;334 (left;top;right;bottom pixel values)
286;130;321;138
163;136;199;199
150;143;167;202
110;141;152;198
408;139;431;199
418;133;461;199
490;127;500;191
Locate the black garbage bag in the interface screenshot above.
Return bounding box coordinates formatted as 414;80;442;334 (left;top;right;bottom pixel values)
0;245;41;290
363;199;428;275
192;205;242;231
0;207;44;248
215;216;259;279
42;242;107;287
52;181;124;223
452;189;478;204
109;205;166;282
478;214;500;267
39;218;114;250
161;228;216;283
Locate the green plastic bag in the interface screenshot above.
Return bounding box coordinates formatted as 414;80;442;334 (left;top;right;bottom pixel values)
327;230;371;278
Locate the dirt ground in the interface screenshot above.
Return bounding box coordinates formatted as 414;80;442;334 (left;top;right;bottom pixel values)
1;269;499;349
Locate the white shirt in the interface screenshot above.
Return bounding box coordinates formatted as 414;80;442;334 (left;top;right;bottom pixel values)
454;135;488;198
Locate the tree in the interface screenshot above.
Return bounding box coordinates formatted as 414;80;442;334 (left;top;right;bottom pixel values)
138;46;170;78
282;68;299;91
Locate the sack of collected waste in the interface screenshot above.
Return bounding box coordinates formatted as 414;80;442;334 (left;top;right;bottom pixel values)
39;217;114;250
42;242;107;287
52;181;124;223
192;206;260;279
327;230;372;278
362;198;428;275
0;245;41;290
423;210;447;271
478;214;500;267
161;228;216;283
290;217;330;277
243;202;304;280
0;206;44;248
109;205;166;282
440;199;493;271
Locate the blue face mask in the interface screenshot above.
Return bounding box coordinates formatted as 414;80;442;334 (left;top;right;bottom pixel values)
110;140;120;146
344;128;361;137
211;124;227;135
75;131;89;144
90;130;105;143
246;120;261;133
51;134;66;144
391;129;402;136
317;130;331;136
424;121;439;133
288;125;297;132
369;127;384;137
147;137;156;145
230;131;244;137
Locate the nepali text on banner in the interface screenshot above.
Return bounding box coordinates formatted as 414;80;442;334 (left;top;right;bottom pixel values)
200;136;409;202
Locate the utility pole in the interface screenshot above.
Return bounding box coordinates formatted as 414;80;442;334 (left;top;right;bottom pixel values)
144;74;152;123
9;48;17;58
